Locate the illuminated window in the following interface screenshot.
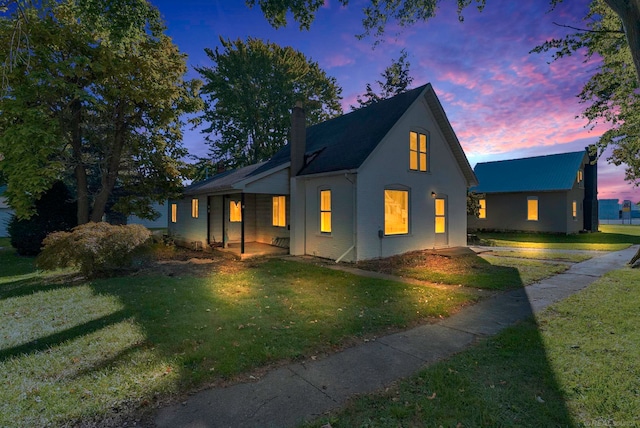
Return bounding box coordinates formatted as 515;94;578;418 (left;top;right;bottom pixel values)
435;198;446;234
384;189;409;235
320;190;331;233
478;199;486;219
409;131;428;172
171;203;177;223
572;200;577;220
577;169;584;188
272;196;286;227
191;199;199;218
230;201;242;222
527;197;538;221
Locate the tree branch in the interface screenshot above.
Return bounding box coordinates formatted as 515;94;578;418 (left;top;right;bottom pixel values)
553;21;624;34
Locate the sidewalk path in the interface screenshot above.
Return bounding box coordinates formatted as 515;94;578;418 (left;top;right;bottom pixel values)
155;246;638;428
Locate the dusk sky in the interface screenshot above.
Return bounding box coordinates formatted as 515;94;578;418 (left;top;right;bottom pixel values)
152;0;639;203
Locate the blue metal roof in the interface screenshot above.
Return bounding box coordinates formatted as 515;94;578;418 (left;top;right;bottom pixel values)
471;151;587;193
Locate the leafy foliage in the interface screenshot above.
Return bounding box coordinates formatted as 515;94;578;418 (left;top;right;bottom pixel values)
0;0;202;224
533;1;640;185
196;37;342;168
353;49;413;109
8;181;77;256
36;222;151;277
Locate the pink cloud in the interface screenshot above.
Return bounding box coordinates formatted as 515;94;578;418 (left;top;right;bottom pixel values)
323;53;355;68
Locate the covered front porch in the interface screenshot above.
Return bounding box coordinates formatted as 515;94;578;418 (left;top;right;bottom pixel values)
214;241;289;260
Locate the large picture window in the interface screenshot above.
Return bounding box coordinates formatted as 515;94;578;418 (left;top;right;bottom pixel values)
272;196;286;227
320;190;331;233
384;189;409;235
527;197;538;221
409;131;428;172
230;201;242;222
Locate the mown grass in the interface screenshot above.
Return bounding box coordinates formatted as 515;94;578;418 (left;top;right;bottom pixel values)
308;268;640;427
0;251;476;427
477;224;640;251
358;251;569;290
488;249;594;263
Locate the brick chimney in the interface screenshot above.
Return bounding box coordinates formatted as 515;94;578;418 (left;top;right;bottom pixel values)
290;101;306;176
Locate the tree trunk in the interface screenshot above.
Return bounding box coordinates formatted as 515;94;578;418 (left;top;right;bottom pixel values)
90;103;125;222
70;98;90;224
604;0;640;83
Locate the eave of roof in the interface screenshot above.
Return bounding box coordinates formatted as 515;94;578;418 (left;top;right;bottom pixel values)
183;162;266;196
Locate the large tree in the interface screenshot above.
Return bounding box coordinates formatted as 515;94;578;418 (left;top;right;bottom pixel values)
352;49;413;110
534;1;640;185
196;37;342;169
247;0;640;83
0;0;202;224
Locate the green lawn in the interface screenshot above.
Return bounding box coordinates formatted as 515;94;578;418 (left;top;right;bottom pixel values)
476;224;640;251
308;267;640;427
488;249;594;263
0;250;476;427
358;251;570;290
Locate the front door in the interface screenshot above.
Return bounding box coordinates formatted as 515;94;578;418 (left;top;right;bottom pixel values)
434;196;448;247
225;195;242;243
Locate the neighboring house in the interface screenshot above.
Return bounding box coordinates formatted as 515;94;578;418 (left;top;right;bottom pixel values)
0;185;12;238
468;150;598;234
169;83;478;261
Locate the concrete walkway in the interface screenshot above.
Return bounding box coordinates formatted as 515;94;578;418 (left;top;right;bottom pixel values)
155;246;638;428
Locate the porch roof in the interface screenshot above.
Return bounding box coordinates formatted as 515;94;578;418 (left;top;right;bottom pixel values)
184;162;267;196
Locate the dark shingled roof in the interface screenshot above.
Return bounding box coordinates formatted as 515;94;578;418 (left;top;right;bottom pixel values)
472;151;586;194
187;82;478;194
250;83;429;177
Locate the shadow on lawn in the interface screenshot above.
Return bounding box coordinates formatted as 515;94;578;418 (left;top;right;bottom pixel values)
0;249;578;426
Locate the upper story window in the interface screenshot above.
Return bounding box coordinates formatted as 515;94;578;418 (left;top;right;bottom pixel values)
230;201;242;222
171;203;177;223
320;189;332;233
478;199;486;219
191;199;199;218
385;189;409;235
409;131;429;172
577;169;584;188
272;195;286;227
527;196;538;221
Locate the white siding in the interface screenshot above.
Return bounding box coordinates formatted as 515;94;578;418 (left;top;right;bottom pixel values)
255;194;289;244
167;196;208;245
357;97;468;260
127;201;168;229
301;174;356;261
244;168;290;194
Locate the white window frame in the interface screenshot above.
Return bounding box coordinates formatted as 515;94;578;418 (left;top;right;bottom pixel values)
320;189;332;234
191;198;199;219
409;131;429;172
527;196;539;221
384;188;410;236
272;195;286;227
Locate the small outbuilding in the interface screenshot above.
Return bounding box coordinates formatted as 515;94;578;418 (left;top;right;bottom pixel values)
169;83;478;260
468;150;598;234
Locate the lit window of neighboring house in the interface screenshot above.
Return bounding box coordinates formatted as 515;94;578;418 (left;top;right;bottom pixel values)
409;131;428;172
572;200;577;220
320;190;331;233
191;198;199;218
230;201;242;222
435;198;446;233
478;199;486;219
272;196;286;227
385;189;409;235
171;203;177;223
577;169;584;188
527;197;538;221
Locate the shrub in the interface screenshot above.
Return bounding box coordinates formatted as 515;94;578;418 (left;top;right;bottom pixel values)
36;222;151;277
8;181;77;255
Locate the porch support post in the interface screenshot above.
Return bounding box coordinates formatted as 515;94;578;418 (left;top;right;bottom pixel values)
222;196;226;248
240;193;245;254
